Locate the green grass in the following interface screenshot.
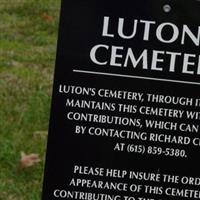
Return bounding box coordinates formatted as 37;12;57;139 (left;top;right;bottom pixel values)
0;0;61;199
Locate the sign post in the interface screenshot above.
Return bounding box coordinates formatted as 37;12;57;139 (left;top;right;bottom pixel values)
42;1;200;199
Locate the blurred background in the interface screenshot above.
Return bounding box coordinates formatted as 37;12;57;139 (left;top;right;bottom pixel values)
0;0;61;199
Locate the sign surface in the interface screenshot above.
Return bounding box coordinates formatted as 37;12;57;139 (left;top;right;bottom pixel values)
42;1;200;199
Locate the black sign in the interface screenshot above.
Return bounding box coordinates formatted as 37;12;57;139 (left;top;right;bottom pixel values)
42;1;200;199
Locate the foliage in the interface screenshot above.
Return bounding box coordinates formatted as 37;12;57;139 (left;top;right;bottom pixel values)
0;0;60;199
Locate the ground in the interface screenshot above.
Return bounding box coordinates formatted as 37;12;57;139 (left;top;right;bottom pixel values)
0;0;60;199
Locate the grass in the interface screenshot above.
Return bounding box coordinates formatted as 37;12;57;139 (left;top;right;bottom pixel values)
0;0;61;199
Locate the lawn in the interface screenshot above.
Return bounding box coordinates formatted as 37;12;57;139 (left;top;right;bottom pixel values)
0;0;61;199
